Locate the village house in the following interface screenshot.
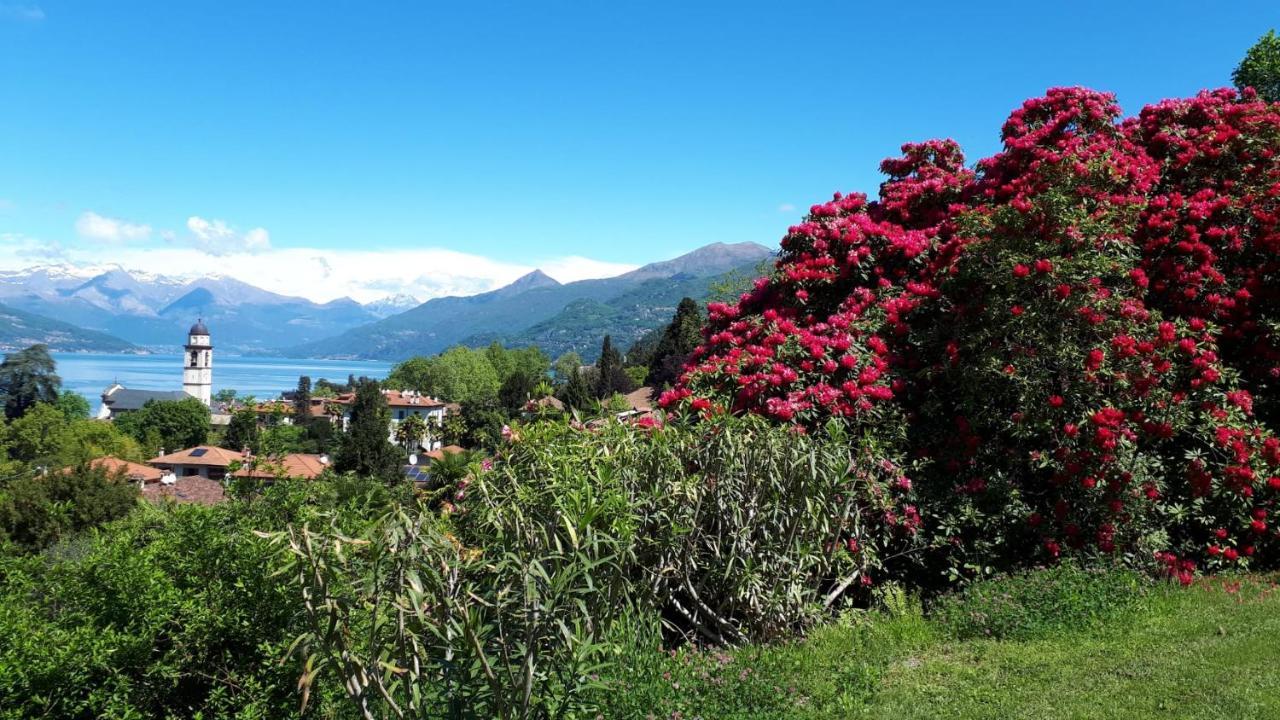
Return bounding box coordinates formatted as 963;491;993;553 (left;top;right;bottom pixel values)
149;445;243;481
61;456;225;505
323;389;451;450
384;390;448;450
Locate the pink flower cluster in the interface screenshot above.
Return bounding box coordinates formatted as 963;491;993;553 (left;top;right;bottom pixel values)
669;87;1280;577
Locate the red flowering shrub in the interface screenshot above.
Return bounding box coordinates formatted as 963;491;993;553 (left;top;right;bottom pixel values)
670;87;1280;584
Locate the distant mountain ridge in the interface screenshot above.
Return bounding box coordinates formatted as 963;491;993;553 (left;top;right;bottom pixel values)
288;242;773;361
0;242;773;358
0;265;382;353
0;302;137;353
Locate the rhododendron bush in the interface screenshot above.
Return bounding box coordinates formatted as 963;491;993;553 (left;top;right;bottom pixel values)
668;87;1280;584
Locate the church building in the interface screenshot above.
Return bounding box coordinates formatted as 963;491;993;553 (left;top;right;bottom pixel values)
183;319;213;406
97;320;215;420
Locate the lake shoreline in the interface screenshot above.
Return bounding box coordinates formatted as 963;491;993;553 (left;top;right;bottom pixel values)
53;352;393;410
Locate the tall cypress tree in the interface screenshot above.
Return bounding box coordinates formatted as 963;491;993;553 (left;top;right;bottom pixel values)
594;335;633;399
335;379;401;481
293;375;312;424
558;365;593;411
648;297;704;388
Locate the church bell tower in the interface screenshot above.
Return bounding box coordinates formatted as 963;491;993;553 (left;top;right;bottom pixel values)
183;319;213;406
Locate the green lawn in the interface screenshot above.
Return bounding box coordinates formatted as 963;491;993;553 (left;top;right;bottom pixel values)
599;574;1280;719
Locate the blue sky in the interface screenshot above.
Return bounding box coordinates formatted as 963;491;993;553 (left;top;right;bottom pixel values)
0;1;1276;302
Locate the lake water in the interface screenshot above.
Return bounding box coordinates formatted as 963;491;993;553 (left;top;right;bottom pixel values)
53;352;393;410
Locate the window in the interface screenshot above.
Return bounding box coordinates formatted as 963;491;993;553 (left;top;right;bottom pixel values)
397;410;405;420
190;351;198;367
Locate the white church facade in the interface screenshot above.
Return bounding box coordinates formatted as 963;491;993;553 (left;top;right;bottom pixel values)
98;320;215;421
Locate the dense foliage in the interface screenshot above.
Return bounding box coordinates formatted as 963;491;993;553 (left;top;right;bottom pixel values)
671;86;1280;583
334;379;401;479
646;297;705;388
0;462;138;551
1235;29;1280;102
115;397;211;456
0;345;60;420
0;476;399;719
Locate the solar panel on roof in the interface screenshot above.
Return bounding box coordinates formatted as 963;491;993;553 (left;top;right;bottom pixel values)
189;448;208;457
402;466;432;483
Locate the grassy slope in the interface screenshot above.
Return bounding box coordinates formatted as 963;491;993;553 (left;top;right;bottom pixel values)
601;575;1280;720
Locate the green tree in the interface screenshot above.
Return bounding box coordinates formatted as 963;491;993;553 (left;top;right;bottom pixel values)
114;397;210;456
460;395;508;449
625;331;660;370
387;347;501;404
55;417;143;465
557;364;594;412
335;379;401;480
594;335;633;399
487;342;550;383
55;390;91;420
303;416;339;454
394;413;428;451
223;408;260;453
6;403;67;465
647;297;704;388
498;368;537;413
552;351;583;385
0;344;60;420
293;375;312;424
1234;29;1280;102
213;388;238;405
0;462;139;551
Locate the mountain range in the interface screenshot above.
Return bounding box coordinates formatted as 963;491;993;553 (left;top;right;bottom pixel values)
286;242;773;361
0;241;774;360
0;265;381;354
0;301;137;353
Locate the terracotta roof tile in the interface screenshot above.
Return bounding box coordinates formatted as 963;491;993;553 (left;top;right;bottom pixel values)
150;445;243;467
61;456;164;483
142;476;226;505
383;390;448;408
232;453;330;480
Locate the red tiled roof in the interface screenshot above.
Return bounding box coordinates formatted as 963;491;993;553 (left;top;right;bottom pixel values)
150;445;243;468
141;476;226;505
62;456;164;483
232;453;329;480
424;445;467;462
384;390;447;408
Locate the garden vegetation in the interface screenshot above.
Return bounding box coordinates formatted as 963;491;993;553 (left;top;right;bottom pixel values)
4;41;1280;718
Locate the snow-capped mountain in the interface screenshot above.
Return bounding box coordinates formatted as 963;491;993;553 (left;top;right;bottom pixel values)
362;293;422;318
0;264;379;353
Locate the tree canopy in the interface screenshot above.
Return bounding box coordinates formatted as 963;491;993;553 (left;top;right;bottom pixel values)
335;379;401;480
647;297;704;388
114;397;210;456
1235;29;1280;102
0;344;60;420
594;335;634;399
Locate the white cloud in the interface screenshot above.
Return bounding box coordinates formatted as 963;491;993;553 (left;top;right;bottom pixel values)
0;240;639;304
0;233;67;261
185;216;271;255
3;212;640;303
0;199;15;212
539;256;638;282
777;203;796;213
75;211;152;243
0;3;44;21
